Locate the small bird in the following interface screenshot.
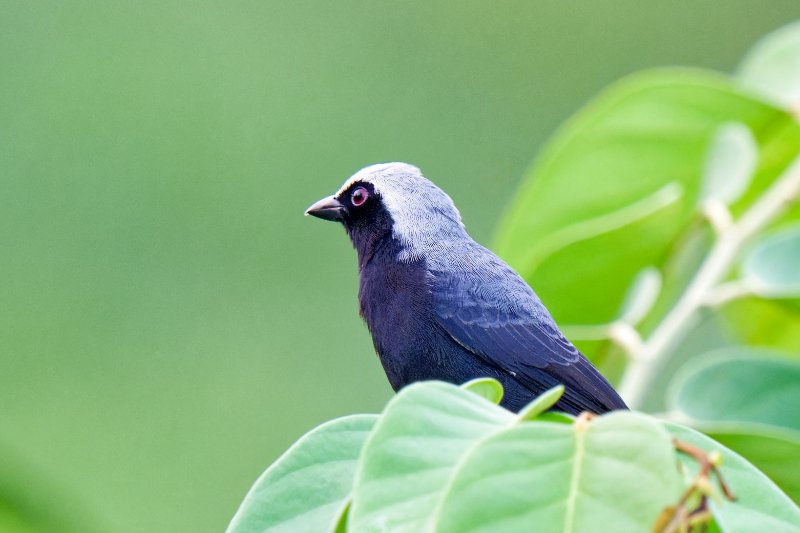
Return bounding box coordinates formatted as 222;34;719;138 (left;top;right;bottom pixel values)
306;163;627;415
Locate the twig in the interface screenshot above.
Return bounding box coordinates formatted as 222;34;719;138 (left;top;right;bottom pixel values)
654;439;736;532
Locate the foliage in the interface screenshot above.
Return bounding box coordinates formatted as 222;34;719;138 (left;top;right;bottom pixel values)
668;350;800;500
229;21;800;533
227;415;377;533
493;19;800;501
228;382;799;532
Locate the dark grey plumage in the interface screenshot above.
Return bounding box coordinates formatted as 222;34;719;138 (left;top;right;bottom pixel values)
306;163;627;415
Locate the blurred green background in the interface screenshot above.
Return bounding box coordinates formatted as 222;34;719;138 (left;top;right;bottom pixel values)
2;2;800;531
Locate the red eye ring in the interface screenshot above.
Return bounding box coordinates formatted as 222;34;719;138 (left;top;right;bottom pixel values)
351;186;369;207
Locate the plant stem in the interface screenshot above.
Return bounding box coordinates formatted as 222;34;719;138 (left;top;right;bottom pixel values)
618;154;800;408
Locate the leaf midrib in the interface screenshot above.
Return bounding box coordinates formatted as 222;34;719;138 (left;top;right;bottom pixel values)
563;424;586;533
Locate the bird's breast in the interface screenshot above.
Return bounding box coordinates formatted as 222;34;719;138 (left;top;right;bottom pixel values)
359;255;432;345
358;251;443;389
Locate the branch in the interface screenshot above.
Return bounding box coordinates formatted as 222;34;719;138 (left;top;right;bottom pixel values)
702;280;753;308
618;154;800;407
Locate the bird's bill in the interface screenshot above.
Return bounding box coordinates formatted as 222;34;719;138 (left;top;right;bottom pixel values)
305;195;345;222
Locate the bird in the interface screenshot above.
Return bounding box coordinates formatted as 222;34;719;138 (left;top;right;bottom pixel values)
305;163;627;415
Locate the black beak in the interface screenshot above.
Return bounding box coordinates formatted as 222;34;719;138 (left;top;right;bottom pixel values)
305;195;345;222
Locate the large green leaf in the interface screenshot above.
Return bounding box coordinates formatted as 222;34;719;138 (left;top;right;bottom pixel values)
435;412;682;533
348;382;515;532
669;351;800;502
493;69;800;357
226;414;377;533
665;423;800;532
228;382;799;532
721;297;800;354
669;349;800;430
704;427;800;505
738;20;800;108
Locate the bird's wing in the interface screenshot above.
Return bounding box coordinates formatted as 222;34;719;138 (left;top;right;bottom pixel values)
428;244;626;414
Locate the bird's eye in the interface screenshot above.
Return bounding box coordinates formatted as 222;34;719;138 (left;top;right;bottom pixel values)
351;187;369;207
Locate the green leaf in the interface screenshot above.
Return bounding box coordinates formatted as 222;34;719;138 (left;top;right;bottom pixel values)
533;411;576;424
665;423;800;532
332;501;349;533
742;225;800;298
349;381;515;532
493;69;800;360
703;426;800;504
436;412;683;533
230;381;799;533
720;296;800;354
738;20;800;108
700;122;758;206
461;377;504;404
516;385;564;421
669;351;800;502
670;349;800;430
226;414;377;533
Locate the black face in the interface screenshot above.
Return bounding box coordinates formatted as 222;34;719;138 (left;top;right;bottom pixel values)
306;181;396;265
337;182;377;220
335;182;394;265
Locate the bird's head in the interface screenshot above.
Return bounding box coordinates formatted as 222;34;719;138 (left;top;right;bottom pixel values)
305;163;467;263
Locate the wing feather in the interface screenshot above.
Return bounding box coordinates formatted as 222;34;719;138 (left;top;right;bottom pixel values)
428;243;627;414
